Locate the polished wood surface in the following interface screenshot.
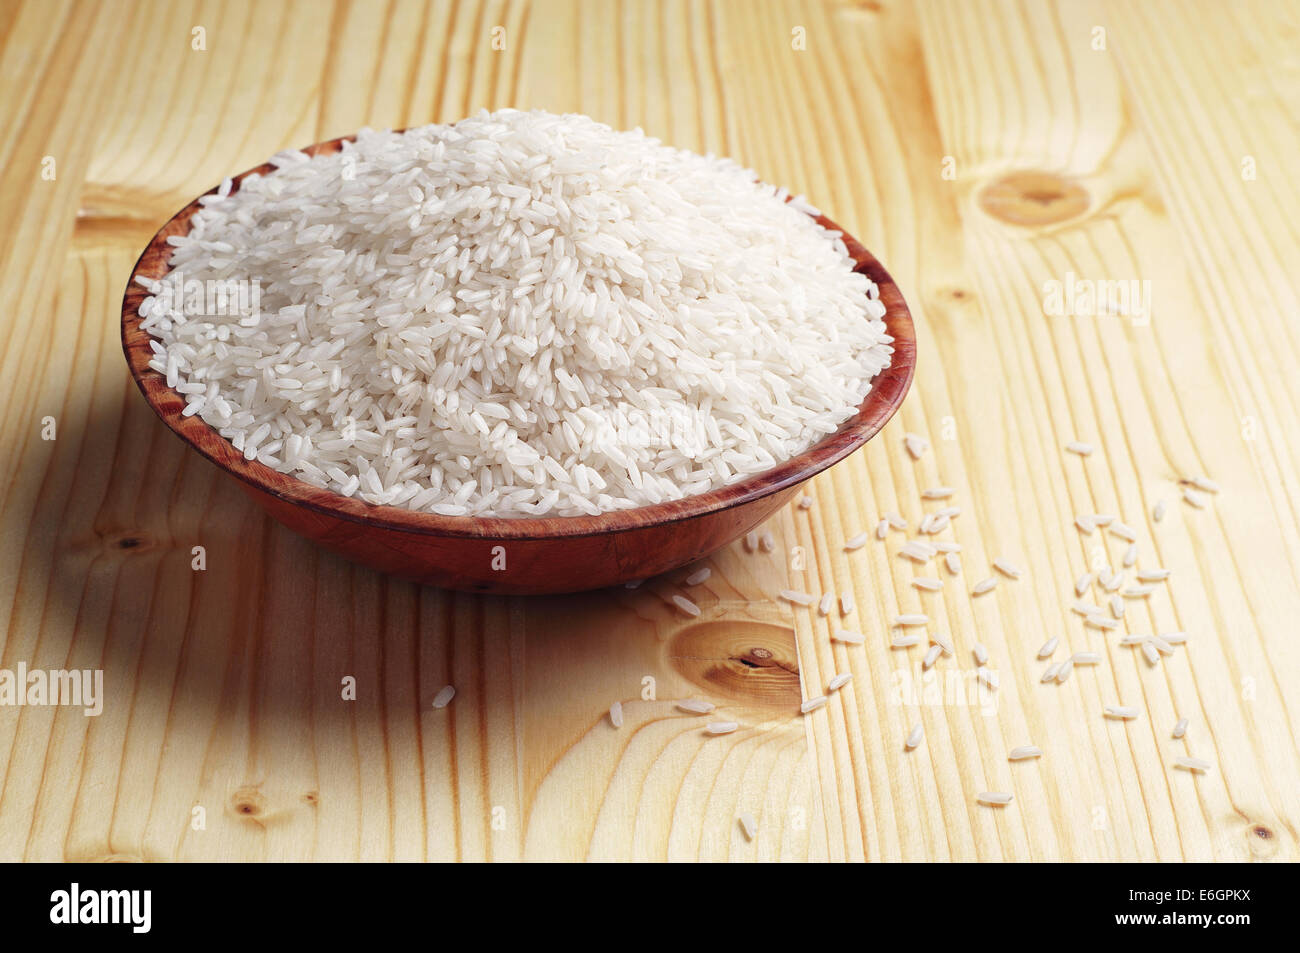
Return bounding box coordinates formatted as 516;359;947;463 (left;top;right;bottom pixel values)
1;0;1297;861
120;138;916;592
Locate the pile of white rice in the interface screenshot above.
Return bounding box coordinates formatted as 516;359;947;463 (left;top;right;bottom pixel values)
138;109;892;517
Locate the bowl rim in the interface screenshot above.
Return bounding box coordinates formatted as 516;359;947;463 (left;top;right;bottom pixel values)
121;132;916;541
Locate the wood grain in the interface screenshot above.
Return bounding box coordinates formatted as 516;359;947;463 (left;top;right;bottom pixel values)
0;0;1296;862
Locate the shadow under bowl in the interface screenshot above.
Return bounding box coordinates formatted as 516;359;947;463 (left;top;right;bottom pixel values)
121;134;916;594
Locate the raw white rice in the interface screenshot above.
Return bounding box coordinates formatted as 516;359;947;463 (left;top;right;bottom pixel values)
839;592;854;616
609;701;624;727
432;685;456;709
672;594;702;616
759;530;777;552
973;643;989;665
1136;568;1170;582
800;695;829;714
992;557;1022;579
978;668;999;690
684;567;711;586
875;519;890;540
972;576;998;595
1172;717;1188;739
1041;663;1061;682
1110;594;1124;619
1105;705;1139;720
977;791;1013;806
1008;746;1042;761
905;723;924;749
677;698;715;714
912;577;943;591
922;644;942;669
891;633;923;648
885;511;907;531
833;629;865;645
1071;651;1101;664
1187;476;1220;493
738;812;758;840
1123;543;1138;568
142;109;892;517
944;551;962;575
932;541;961;553
922;486;954;499
904;433;928;460
1075;515;1096;535
743;531;758;552
828;672;853;692
818;592;835;615
1054;658;1073;683
894;614;929;626
844;531;870;551
706;721;740;734
1182;487;1208;509
1160;631;1188;644
931;631;954;655
779;589;816;606
1074;572;1093;596
1110;522;1138;542
1175;757;1211;773
1153;499;1167;522
1037;636;1059;659
1092;513;1116;526
798;495;814;510
1065;441;1094;456
1123;585;1156;598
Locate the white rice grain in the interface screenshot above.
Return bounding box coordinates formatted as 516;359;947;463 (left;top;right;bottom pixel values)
738;812;758;840
1038;637;1059;659
677;699;716;714
1008;746;1042;761
779;589;816;606
673;595;702;617
684;567;712;586
828;672;853;692
977;791;1014;806
609;701;624;728
922;644;942;669
1175;757;1212;773
972;576;998;595
1172;717;1188;739
1066;441;1094;456
905;723;924;749
912;577;944;591
800;695;829;714
992;557;1022;579
706;721;740;734
818;592;835;616
894;614;930;626
432;685;456;709
833;629;865;645
1104;705;1139;720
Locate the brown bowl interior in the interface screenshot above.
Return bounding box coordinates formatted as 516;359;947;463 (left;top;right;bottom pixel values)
121;134;916;593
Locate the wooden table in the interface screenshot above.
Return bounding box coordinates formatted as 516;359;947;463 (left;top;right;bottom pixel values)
2;0;1296;862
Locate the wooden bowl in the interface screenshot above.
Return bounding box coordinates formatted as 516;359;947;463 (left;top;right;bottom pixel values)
121;135;916;594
